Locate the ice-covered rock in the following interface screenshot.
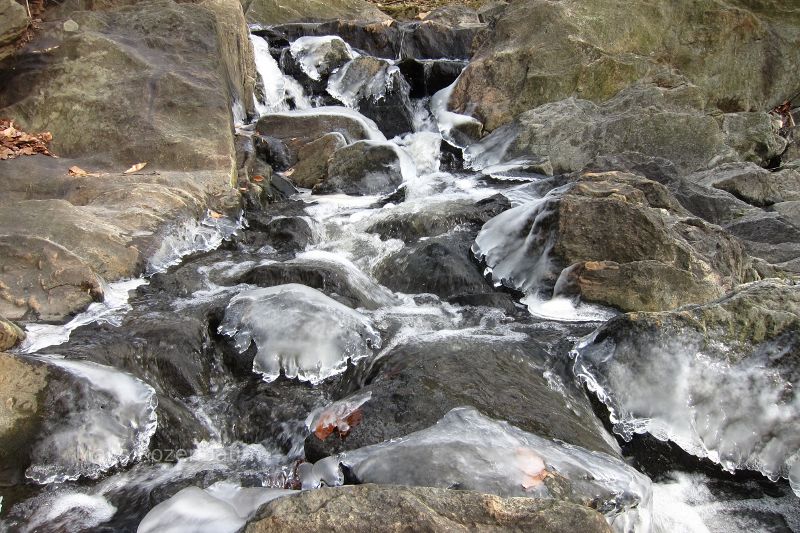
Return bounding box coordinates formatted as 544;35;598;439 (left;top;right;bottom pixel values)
218;284;381;383
26;358;158;484
250;34;310;115
137;482;294;533
289;36;354;82
304;407;652;531
573;279;800;496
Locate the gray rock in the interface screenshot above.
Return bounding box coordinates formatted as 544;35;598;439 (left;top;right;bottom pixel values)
244;0;390;26
315;141;404;195
688;162;800;207
290;133;346;189
246;484;611;533
0;0;27;62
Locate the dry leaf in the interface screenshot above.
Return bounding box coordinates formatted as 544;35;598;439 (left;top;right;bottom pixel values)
0;118;56;160
124;162;147;174
283;168;296;177
208;210;223;219
252;175;264;183
68;165;88;176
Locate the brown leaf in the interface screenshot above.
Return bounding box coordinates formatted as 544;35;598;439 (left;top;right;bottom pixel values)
208;210;223;219
251;175;265;182
124;162;147;174
283;168;296;177
68;165;89;176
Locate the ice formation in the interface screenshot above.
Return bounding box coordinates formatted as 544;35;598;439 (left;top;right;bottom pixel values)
573;332;800;496
289;36;354;82
25;358;158;484
251;34;310;114
303;407;652;531
218;284;381;383
137;482;294;533
430;80;483;148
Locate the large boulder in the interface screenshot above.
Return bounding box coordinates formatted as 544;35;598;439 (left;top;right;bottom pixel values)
465;82;786;176
243;0;390;26
255;110;380;156
305;335;621;462
246;485;611;533
573;279;800;495
1;0;253;171
450;0;800;131
0;0;28;63
473;171;759;312
0;316;24;351
687;162;800;207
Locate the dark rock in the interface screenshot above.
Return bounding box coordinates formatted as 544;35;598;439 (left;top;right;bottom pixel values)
304;335;620;462
399;58;466;98
246;484;611;533
246;214;318;253
365;194;510;242
254;135;296;172
315;141;404;196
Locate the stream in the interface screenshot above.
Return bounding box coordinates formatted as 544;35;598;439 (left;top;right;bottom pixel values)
1;23;798;533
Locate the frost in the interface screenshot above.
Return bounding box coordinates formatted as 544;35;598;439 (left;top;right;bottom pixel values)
218;284;381;383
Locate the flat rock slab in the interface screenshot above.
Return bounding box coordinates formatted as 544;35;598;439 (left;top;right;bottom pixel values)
246;484;611;533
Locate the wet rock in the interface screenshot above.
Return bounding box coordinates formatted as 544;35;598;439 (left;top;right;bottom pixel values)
574;279;800;492
0;353;48;485
451;0;800;131
398;58;466;98
305;335;620;462
465;83;786;175
328;57;414;138
289;133;346;189
374;231;510;308
474;171;758;312
422;5;482;26
365;194;511;242
0;235;104;322
315;141;404;196
243;0;390;26
0;316;25;351
246;484;611;533
245;214;318;253
254;135;296;172
0;0;28;62
239;251;395;310
290;36;352;83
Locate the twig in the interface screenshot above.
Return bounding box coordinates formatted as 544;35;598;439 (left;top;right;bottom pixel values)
25;0;31;18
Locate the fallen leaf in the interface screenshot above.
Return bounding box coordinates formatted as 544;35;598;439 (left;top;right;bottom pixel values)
252;175;265;182
124;162;147;174
208;210;223;219
68;165;88;176
283;168;295;177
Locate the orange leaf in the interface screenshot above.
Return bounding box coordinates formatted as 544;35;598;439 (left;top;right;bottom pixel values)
208;210;223;219
252;175;264;182
124;162;147;174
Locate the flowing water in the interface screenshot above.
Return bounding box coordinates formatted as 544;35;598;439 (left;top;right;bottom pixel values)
2;25;798;533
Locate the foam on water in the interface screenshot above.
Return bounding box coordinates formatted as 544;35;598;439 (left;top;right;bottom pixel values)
25;358;158;484
20;277;147;353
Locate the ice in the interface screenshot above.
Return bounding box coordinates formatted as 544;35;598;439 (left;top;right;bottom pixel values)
20;493;116;533
251;34;311;115
146;211;242;275
327;58;404;108
20;277;146;353
137;482;294;533
573;332;800;494
522;294;618;323
306;391;372;440
304;407;652;532
218;284;381;383
462;123;519;170
290;36;354;82
471;196;556;295
25;358;158;484
430;80;483;148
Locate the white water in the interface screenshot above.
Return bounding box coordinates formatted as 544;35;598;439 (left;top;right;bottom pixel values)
250;34;311;114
